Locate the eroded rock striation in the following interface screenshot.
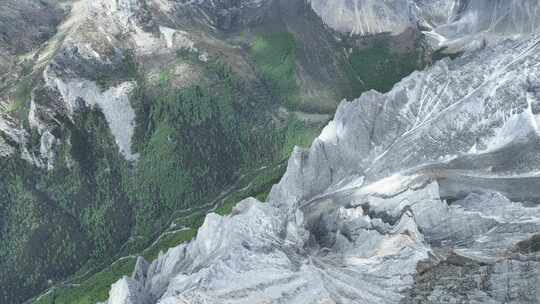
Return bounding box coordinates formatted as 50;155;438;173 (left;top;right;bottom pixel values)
103;16;540;303
2;0;426;302
309;0;540;52
2;0;539;303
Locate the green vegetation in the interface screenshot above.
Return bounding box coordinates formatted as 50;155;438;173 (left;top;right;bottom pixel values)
214;163;286;216
95;50;138;90
280;115;322;160
34;257;136;304
3;27;329;303
250;32;300;109
142;228;197;261
127;58;279;240
9;75;34;120
45;109;132;260
27;162;288;304
343;38;422;97
0;108;132;303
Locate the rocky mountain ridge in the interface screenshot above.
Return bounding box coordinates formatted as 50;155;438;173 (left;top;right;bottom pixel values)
309;0;540;52
4;0;539;303
107;35;540;304
102;10;540;304
0;0;428;303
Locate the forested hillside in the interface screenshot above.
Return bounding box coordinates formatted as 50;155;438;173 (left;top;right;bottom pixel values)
0;0;428;302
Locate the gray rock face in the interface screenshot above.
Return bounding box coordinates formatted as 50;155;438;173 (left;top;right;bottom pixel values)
309;0;540;51
307;0;417;36
26;0;164;164
427;0;540;51
104;23;540;304
19;0;275;166
0;0;65;115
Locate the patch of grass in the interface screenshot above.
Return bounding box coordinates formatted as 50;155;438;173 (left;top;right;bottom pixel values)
171;213;206;230
9;75;33;119
280;115;323;160
344;38;422;97
214;196;242;217
34;257;136;304
142;228;198;261
215;163;286;216
250;32;300;109
158;70;170;87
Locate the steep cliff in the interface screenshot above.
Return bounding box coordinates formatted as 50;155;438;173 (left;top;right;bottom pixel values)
0;0;429;303
11;1;540;303
309;0;540;52
103;27;540;304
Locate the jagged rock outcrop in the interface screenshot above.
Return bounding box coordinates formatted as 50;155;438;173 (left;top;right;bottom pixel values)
3;0;415;302
307;0;417;36
425;0;540;51
105;32;540;303
0;0;66;160
26;0;181;164
4;0;539;303
309;0;540;52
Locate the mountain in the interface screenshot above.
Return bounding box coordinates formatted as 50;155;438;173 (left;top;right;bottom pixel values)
106;33;540;304
310;0;540;52
99;1;540;304
0;0;429;303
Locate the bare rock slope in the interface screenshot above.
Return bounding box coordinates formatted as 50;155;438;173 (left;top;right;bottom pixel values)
1;0;427;302
309;0;540;51
104;16;540;304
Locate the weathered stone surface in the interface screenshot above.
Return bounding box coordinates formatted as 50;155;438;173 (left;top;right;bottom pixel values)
2;1;540;302
104;22;540;304
309;0;540;51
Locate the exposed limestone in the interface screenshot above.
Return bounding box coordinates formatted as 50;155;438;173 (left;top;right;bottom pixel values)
309;0;540;51
104;25;540;304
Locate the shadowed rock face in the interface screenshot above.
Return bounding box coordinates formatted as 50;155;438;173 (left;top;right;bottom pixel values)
0;0;65;54
103;21;540;304
0;0;65;94
191;0;272;30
